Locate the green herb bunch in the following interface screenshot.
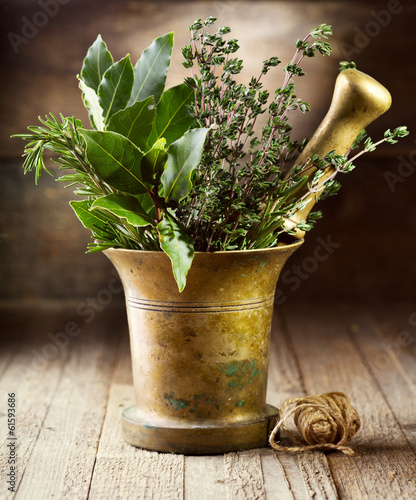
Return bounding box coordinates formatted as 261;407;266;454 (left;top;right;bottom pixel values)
14;31;210;291
13;17;408;291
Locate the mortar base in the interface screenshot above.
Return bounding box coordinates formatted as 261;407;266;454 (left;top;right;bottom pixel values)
122;404;279;454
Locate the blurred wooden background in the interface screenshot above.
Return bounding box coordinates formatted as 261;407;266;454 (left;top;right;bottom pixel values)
1;0;415;304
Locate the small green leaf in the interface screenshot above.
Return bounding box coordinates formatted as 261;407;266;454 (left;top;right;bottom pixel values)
160;128;209;202
107;97;155;151
129;32;174;106
92;193;155;227
141;137;167;184
80;130;149;194
78;78;105;131
98;55;134;124
80;35;114;92
157;213;194;292
70;199;110;235
147;83;195;148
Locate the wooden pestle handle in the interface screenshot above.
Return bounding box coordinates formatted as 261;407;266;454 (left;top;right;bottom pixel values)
283;68;392;239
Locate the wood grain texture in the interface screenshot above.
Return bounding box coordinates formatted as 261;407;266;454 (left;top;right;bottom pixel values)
1;302;416;498
268;310;340;500
0;309;121;499
283;302;416;500
0;311;67;495
223;450;266;499
345;304;416;452
17;315;119;499
1;0;416;304
184;455;226;499
259;448;295;500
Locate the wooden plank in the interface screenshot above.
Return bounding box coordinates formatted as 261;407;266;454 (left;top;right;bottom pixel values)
88;326;185;499
11;308;120;499
295;452;339;500
267;310;339;500
184;455;226;499
259;448;295;500
223;450;266;499
344;304;416;452
268;310;306;408
283;302;416;499
267;311;311;500
0;309;67;496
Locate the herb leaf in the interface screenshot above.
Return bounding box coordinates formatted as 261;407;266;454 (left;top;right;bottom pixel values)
80;130;149;194
129;32;174;106
157;213;194;292
80;34;114;92
70;199;111;236
92;193;155;227
141;137;168;184
107;97;155;151
98;55;134;124
147;83;195;148
161;128;209;202
78;78;105;131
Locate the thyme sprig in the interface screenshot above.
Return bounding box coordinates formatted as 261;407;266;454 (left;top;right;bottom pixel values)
178;18;334;250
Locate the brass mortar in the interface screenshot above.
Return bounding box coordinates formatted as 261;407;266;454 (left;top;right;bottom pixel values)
105;240;302;454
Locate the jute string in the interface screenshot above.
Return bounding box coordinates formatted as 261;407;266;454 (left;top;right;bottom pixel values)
269;392;361;456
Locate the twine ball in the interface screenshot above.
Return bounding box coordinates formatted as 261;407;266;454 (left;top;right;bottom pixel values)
269;392;361;456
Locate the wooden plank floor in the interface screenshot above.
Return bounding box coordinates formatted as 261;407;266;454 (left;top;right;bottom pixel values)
0;301;415;499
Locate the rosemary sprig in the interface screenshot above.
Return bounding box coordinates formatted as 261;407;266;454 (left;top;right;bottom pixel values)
13;113;160;252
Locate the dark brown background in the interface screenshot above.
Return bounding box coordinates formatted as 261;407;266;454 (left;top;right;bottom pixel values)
1;0;415;305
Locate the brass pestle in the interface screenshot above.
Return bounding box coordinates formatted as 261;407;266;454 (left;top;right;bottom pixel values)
282;68;392;240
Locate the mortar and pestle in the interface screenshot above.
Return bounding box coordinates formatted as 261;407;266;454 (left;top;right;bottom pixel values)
109;69;394;454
